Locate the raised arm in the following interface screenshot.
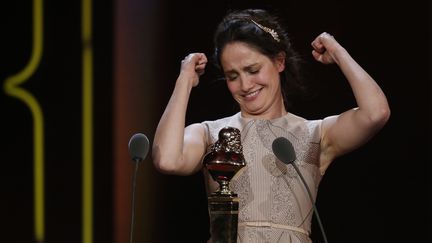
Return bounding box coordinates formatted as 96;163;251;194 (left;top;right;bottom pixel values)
152;53;208;175
311;32;391;173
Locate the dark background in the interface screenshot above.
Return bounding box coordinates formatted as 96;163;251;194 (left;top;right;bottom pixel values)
0;0;430;243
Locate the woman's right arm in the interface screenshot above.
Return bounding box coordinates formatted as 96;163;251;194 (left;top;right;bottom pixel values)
152;53;208;175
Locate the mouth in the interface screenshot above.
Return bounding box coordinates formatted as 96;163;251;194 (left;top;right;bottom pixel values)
243;88;262;100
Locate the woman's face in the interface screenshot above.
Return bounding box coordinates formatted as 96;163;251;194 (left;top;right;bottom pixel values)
220;42;286;119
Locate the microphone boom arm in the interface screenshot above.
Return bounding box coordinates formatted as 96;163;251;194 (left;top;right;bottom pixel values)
290;162;328;243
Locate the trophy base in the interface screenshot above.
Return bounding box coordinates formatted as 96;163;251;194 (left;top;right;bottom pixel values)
208;195;239;243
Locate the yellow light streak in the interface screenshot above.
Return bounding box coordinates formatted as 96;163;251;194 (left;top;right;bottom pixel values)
3;0;45;242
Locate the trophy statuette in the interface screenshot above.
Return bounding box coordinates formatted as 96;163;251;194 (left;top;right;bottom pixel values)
203;126;246;243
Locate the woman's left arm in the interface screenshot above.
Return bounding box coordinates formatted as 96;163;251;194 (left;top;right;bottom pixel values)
311;32;391;173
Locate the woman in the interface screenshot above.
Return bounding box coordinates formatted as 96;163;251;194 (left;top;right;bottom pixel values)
152;8;390;243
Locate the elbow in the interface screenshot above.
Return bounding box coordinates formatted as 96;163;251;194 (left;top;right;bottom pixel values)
369;105;391;130
153;159;178;176
152;146;173;174
151;145;183;175
153;157;176;175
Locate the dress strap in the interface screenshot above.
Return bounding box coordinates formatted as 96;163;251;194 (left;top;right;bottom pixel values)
238;221;309;236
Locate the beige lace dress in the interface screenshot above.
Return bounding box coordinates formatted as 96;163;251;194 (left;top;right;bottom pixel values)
202;112;323;243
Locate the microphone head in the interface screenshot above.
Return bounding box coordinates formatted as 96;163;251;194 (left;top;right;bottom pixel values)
272;137;296;165
128;133;150;162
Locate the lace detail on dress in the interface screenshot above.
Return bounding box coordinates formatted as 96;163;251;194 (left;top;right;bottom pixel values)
231;121;256;222
270;166;297;224
231;165;252;221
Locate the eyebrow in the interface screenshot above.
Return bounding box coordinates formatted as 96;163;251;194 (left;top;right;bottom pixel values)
224;63;259;75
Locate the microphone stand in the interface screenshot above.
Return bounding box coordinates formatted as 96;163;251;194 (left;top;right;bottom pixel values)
127;133;149;243
290;162;328;243
129;158;140;243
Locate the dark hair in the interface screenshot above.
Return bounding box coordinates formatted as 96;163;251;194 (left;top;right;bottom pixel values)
213;9;305;110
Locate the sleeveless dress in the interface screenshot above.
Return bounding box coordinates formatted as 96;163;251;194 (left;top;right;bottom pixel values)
202;112;324;243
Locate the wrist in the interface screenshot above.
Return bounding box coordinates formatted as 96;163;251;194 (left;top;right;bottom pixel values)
331;46;349;66
176;73;196;92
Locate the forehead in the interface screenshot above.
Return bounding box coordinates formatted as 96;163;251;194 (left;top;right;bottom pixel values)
220;42;269;70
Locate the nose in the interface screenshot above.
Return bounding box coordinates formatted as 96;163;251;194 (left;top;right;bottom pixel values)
240;75;253;92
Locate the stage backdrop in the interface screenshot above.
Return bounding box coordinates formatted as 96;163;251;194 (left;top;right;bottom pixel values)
0;0;430;243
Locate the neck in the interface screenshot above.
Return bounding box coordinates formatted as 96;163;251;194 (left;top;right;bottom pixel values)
240;101;287;120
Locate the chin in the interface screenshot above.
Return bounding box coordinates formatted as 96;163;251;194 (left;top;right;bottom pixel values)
244;107;265;115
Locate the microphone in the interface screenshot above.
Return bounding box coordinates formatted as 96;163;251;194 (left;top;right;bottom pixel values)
128;133;150;243
272;137;329;243
128;133;150;163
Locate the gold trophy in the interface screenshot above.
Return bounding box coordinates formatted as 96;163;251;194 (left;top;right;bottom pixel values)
203;127;246;243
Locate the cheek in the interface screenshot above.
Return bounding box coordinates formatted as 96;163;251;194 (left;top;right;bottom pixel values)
226;81;238;94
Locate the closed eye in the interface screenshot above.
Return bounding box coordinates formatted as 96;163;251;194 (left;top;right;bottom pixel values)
225;73;238;81
245;65;260;75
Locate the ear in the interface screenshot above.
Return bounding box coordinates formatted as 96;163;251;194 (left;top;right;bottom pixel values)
275;51;286;72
